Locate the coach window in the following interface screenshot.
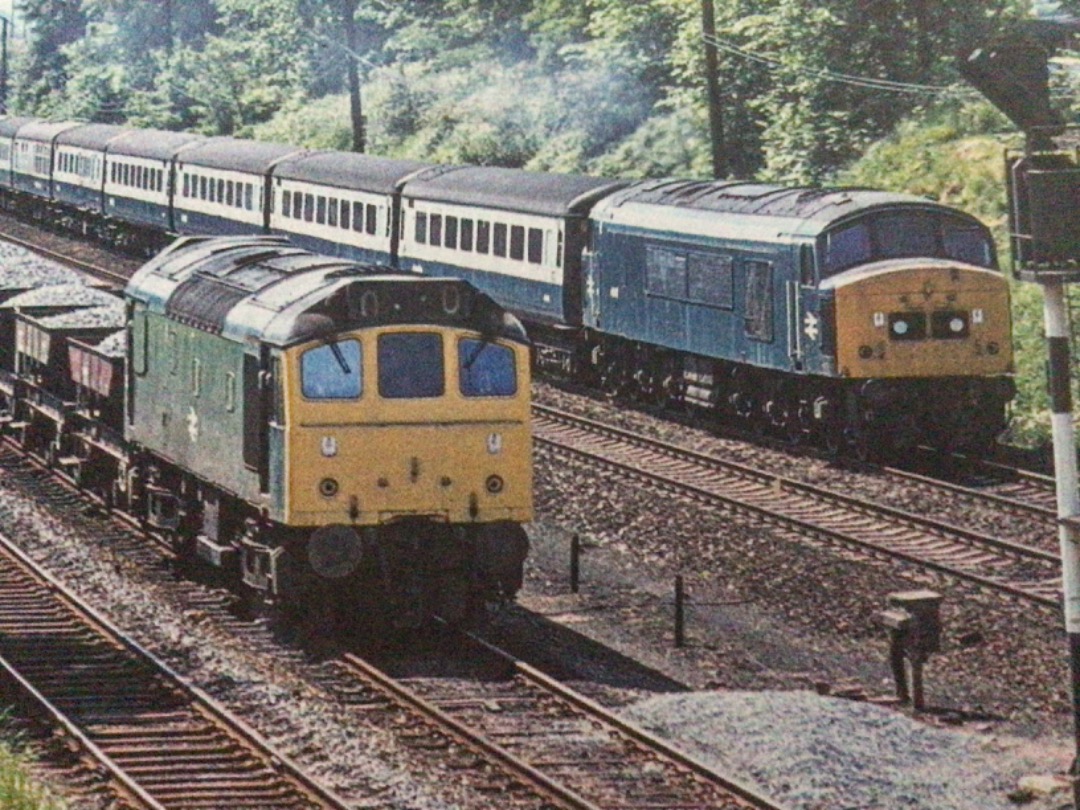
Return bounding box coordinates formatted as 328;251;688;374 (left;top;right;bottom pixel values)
328;197;338;227
527;228;543;264
366;204;377;236
340;200;350;229
122;164;131;187
200;176;209;200
493;223;507;257
352;201;364;232
378;333;444;399
430;214;443;247
461;219;474;251
477;221;490;254
226;181;234;207
316;196;327;225
415;211;428;244
301;339;362;400
445;216;458;250
245;183;254;210
134;166;142;188
744;260;774;342
510;226;525;261
292;192;303;219
216;179;225;203
304;193;314;223
459;339;517;397
112;164;119;184
282;190;292;217
556;231;564;267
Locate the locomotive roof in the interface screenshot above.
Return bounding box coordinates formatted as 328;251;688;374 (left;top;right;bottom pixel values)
107;129;206;160
56;123;136;150
402;166;628;217
592;179;980;239
274;151;434;193
0;116;40;138
127;236;522;348
14;120;83;144
175;137;304;173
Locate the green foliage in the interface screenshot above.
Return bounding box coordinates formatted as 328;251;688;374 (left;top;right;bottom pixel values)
0;715;65;810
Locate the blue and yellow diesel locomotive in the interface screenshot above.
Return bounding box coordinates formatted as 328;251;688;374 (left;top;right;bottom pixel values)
0;235;533;627
0;117;1015;456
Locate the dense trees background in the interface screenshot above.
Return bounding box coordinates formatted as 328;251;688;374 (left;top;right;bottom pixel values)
4;0;1080;445
10;0;1070;182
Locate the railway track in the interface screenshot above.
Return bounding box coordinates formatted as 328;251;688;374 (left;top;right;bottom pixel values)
533;404;1063;611
318;629;788;810
0;525;350;809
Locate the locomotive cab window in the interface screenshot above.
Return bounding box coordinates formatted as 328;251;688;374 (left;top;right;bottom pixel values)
459;339;517;397
822;211;996;276
301;339;362;400
378;333;444;399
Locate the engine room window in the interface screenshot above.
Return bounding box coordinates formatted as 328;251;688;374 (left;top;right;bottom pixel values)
459;339;517;397
645;246;688;299
687;252;734;308
301;339;362;400
744;260;774;342
378;333;444;399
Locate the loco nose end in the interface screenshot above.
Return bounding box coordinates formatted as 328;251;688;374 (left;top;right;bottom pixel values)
830;261;1013;379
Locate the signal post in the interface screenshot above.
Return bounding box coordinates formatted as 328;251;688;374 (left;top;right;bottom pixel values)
962;21;1080;808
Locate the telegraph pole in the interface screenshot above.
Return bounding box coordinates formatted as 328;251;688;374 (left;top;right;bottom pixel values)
700;0;725;179
0;16;8;115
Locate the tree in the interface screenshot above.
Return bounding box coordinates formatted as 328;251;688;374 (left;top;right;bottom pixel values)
13;0;88;112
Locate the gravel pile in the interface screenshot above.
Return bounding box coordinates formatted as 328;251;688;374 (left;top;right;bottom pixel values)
0;281;116;309
626;690;1072;810
36;301;125;329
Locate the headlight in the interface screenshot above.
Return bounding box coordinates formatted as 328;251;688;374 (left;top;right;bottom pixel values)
888;312;926;341
931;311;969;340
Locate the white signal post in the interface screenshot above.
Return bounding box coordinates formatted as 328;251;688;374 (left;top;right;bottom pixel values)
1043;278;1080;809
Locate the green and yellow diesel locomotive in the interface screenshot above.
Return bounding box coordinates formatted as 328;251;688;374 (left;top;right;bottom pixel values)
3;236;533;628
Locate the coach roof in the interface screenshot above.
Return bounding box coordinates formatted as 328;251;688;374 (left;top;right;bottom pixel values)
176;137;304;174
109;129;207;160
57;123;136;151
403;166;627;217
274;151;434;194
